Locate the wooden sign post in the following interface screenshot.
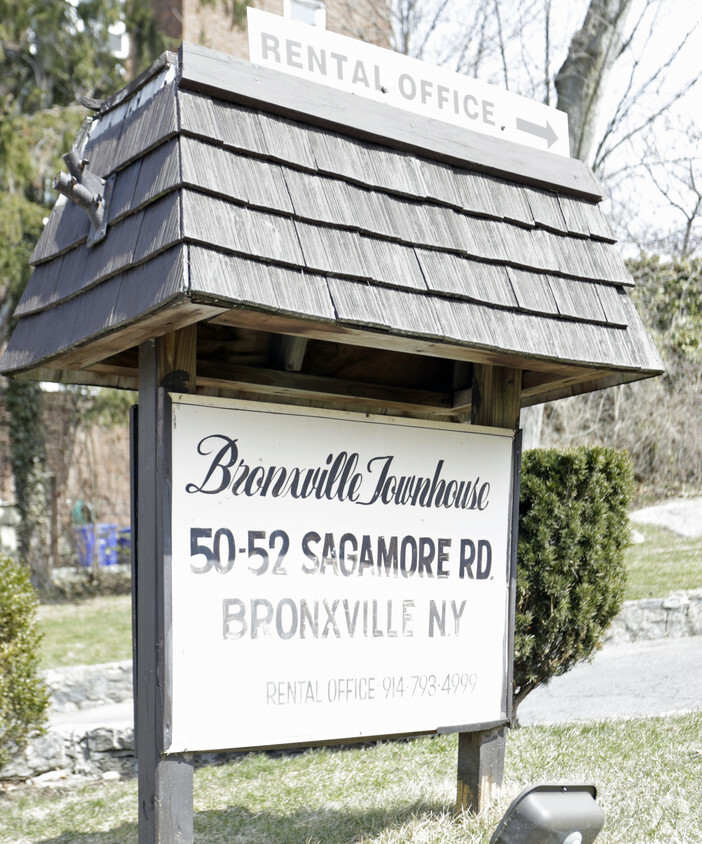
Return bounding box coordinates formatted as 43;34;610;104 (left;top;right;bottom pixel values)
135;335;195;843
455;363;521;815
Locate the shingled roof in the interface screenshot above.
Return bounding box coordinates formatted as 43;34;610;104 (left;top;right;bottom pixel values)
0;42;662;418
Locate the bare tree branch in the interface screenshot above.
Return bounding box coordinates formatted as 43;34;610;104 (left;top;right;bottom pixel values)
592;17;700;172
543;0;552;104
594;77;699;174
493;0;511;90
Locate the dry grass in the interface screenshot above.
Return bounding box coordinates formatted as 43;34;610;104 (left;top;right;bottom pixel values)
2;713;701;843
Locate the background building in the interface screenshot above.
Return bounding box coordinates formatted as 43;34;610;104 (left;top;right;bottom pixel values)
149;0;391;62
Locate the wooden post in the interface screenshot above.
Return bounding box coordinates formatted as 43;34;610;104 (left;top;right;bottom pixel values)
455;363;521;816
134;331;196;843
456;726;508;813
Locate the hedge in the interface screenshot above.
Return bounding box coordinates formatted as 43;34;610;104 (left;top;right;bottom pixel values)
513;446;633;719
0;555;49;769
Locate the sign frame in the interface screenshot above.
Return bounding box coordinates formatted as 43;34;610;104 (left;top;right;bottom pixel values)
161;392;520;754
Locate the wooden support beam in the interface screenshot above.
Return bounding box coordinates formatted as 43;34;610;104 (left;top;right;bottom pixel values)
135;333;196;843
452;361;472;391
450;361;473;419
209;308;562;373
196;360;453;415
269;334;309;372
158;324;197;392
456;363;521;817
54;301;225;371
470;363;522;429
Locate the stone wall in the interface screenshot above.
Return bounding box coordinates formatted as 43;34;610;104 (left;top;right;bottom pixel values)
2;726;136;782
0;661;136;781
44;660;133;714
605;590;702;642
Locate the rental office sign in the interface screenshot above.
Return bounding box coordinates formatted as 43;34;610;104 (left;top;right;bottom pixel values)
165;395;518;753
247;7;570;156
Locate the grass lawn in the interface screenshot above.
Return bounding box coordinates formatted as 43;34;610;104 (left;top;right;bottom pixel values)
1;712;700;843
37;594;132;669
624;523;702;600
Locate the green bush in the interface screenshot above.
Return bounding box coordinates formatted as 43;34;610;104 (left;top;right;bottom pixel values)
513;446;633;720
0;555;49;770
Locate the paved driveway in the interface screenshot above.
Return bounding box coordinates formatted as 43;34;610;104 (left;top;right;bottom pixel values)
518;636;702;725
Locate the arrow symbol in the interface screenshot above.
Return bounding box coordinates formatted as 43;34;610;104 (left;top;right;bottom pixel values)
516;117;558;148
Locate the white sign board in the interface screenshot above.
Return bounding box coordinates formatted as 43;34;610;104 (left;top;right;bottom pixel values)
247;7;570;156
166;396;516;753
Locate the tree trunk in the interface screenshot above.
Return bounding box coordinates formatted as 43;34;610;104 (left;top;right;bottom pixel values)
555;0;634;162
519;404;544;451
6;379;52;594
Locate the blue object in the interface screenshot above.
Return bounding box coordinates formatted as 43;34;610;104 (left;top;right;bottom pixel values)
74;523;126;566
97;523;118;566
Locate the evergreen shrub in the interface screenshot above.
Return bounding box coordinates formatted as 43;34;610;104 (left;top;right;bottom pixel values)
513;446;633;719
0;555;49;770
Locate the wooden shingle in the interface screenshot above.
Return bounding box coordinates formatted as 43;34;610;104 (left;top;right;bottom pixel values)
550;276;608;324
189;247;336;321
108;158;142;223
178;90;225;146
507;268;560;316
282;167;340;224
420;160;464;209
329;278;446;337
83;121;122;181
1;43;663;408
360;237;427;291
416;251;517;309
30;195;90;265
295;221;370;279
130;139;181;210
182;190;303;265
111;246;187;322
257;111;317;171
524;187;569;233
181;138;294;214
596;283;632;328
107;82;179;171
132;193;182;264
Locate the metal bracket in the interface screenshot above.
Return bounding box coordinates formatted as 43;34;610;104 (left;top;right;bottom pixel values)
53;149;108;246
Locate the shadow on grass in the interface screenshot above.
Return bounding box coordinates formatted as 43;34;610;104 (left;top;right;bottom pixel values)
34;823;135;844
35;799;449;844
